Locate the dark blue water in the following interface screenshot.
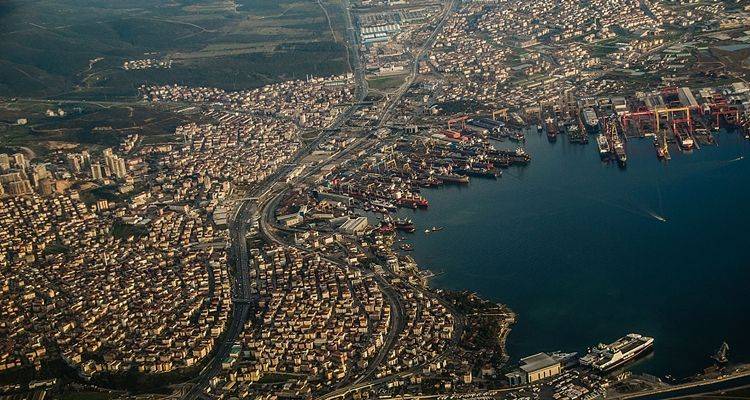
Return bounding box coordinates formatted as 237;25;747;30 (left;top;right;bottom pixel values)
402;130;750;379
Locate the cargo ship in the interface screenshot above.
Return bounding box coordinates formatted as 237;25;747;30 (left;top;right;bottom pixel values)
397;196;429;209
394;218;416;233
582;107;600;134
509;130;525;142
614;141;627;167
674;123;695;150
596;134;609;158
512;147;531;164
370;200;397;212
546;118;559;142
603;119;626;167
580;333;654;372
567;124;588;144
435;173;470;184
739;116;750;139
654;133;671;161
377;222;395;234
455;166;499;179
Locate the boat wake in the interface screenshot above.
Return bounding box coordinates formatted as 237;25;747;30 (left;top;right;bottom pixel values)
647;211;668;223
728;156;744;163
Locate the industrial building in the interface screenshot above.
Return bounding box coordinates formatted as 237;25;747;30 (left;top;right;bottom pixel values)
338;216;369;235
506;352;561;386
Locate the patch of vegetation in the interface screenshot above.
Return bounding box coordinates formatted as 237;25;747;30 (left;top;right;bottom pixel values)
258;372;299;383
367;74;407;91
0;0;350;99
43;241;71;256
88;366;198;394
57;391;119;400
441;290;515;368
0;101;205;153
0;358;81;387
588;40;621;58
111;221;148;240
79;185;123;205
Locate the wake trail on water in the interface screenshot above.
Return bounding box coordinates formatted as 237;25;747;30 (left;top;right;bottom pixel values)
653;179;667;223
656;180;664;214
505;168;666;222
645;208;668;222
579;192;660;221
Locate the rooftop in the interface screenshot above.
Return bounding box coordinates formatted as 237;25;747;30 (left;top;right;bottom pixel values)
520;352;559;373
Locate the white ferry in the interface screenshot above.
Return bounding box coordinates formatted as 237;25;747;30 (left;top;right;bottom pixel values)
580;333;654;372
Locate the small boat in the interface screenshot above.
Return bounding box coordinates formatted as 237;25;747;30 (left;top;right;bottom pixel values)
395;218;416;233
431;226;444;232
371;200;397;212
377;222;395;234
509;130;525;142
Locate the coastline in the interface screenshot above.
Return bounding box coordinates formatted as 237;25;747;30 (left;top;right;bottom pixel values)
610;364;750;400
401;130;750;380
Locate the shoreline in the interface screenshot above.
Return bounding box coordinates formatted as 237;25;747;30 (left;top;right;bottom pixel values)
400;130;750;382
610;364;750;400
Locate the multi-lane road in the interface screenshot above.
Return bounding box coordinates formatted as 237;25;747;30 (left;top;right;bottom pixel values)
252;1;460;397
180;1;370;395
181;0;455;397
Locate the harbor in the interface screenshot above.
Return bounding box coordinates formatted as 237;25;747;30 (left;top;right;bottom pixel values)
400;129;750;379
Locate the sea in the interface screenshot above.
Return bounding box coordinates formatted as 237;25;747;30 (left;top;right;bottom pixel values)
400;128;750;379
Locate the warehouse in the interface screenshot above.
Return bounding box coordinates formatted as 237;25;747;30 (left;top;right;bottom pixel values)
506;352;561;386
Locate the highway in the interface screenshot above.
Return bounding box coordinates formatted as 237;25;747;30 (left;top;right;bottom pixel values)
181;0;454;396
250;0;460;397
255;184;409;390
179;0;369;396
375;0;455;128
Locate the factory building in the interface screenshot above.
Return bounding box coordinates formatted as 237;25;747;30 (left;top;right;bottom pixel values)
506;352;561;386
338;216;369;235
316;191;354;207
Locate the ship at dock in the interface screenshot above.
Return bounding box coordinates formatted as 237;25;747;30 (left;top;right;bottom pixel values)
613;140;627;167
580;333;654;373
604;117;627;167
394;218;416;233
674;121;695;150
596;134;609;159
546;118;559;142
582;107;601;134
455;166;500;179
434;173;470;184
509;129;525;142
396;195;429;209
567;123;588;144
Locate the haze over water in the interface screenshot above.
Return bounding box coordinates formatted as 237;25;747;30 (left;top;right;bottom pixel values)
403;130;750;379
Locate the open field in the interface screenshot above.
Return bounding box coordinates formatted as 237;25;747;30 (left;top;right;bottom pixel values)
367;74;408;91
0;0;350;99
0;100;207;156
